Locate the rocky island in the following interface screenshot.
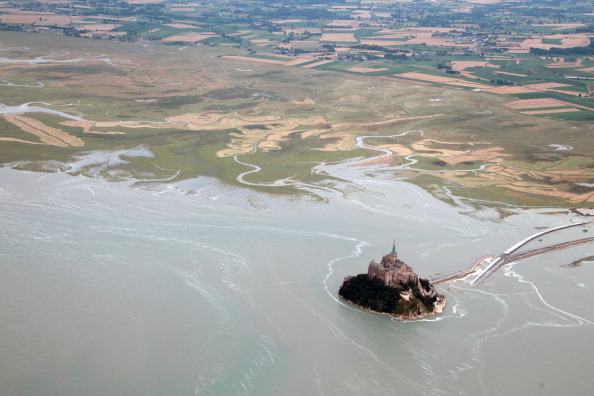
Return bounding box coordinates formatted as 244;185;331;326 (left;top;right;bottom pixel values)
339;242;445;321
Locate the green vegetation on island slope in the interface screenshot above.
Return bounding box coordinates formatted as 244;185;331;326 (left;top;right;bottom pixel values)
339;274;436;318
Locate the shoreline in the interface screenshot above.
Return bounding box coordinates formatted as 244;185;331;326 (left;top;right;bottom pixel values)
339;296;441;322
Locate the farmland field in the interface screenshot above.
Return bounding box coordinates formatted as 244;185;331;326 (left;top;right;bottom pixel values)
0;31;592;207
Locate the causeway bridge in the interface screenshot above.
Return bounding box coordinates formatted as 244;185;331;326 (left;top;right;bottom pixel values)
430;220;592;286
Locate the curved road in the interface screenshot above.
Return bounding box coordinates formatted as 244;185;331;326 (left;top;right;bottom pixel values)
431;221;593;286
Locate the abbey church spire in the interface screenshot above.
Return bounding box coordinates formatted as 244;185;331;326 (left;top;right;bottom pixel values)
369;239;417;286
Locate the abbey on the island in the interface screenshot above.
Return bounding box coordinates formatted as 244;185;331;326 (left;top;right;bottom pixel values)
367;241;419;286
340;240;446;317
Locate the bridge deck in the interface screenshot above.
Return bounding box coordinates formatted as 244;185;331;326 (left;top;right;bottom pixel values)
430;221;592;286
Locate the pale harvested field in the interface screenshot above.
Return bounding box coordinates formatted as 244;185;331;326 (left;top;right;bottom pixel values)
520;38;543;49
352;10;372;19
579;67;594;73
163;33;216;42
1;11;80;25
320;33;358;42
301;60;334;68
396;72;491;88
348;67;389;73
522;108;581;115
484;86;538;94
521;35;590;50
168;8;194;11
505;98;573;109
285;58;316;66
561;35;590;47
450;61;500;71
164;23;199;29
2;114;83;147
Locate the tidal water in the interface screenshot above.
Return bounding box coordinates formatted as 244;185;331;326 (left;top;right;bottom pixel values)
1;163;593;396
